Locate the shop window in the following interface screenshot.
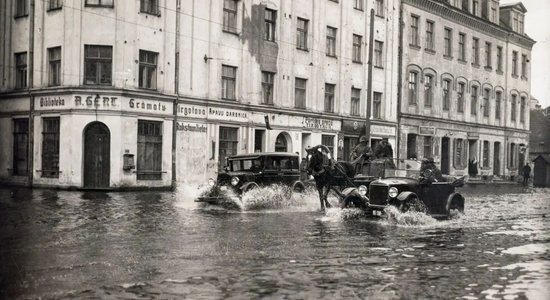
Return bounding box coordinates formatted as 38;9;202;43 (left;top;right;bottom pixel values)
48;47;61;86
322;135;334;157
15;52;27;89
351;88;360;116
221;65;236;100
84;45;112;85
261;71;274;105
407;134;417;159
264;8;276;42
137;120;163;180
454;138;466;169
13;118;29;176
42;117;60;178
423;136;432;159
275;133;287;152
223;0;238;33
483;141;490;168
140;0;159;16
219;127;238;170
139;50;158;89
324;83;335;113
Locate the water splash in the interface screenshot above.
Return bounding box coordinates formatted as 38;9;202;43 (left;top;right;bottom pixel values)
318;207;367;222
382;205;438;226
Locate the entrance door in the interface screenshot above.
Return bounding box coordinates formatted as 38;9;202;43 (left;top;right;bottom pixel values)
83;122;110;188
441;137;450;175
493;142;500;176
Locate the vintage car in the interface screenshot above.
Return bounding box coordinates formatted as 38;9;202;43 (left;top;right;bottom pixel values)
196;152;306;204
340;160;465;219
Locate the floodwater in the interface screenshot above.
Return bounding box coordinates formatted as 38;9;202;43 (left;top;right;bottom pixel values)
0;184;549;299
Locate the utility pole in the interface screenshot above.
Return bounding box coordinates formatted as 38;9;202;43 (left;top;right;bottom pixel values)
172;0;181;190
365;8;375;144
27;0;35;187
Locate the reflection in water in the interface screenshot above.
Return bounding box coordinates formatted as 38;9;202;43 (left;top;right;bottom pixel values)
0;186;548;299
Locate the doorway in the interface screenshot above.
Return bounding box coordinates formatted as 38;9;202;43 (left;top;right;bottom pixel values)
493;142;500;176
441;137;450;175
83;122;110;188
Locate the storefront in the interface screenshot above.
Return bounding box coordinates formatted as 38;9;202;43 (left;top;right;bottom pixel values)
339;119;397;161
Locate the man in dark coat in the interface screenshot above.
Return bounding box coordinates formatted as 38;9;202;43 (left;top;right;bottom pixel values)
350;136;373;161
522;163;531;186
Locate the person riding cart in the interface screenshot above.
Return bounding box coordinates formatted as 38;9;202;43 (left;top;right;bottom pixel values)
350;136;373;163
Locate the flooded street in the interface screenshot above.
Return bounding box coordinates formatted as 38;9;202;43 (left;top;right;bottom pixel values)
1;185;549;299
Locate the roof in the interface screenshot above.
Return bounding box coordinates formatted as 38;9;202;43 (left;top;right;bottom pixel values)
500;2;527;13
534;154;550;164
228;152;299;159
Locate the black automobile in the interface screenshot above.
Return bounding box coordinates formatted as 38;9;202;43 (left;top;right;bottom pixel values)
196;152;306;204
341;160;465;219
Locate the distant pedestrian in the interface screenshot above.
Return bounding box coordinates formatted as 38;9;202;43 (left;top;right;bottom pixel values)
468;157;478;177
522;163;531;186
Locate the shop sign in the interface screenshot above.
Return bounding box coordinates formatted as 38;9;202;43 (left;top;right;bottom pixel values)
177;104;248;122
177;122;207;133
302;117;336;130
75;95;118;108
342;120;365;133
467;132;480;139
419;126;436;135
371;124;396;136
38;96;65;108
128;98;168;113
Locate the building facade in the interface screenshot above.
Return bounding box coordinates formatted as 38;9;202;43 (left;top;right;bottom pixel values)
399;0;534;178
0;0;399;189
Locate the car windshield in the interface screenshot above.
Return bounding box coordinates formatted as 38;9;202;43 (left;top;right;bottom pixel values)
230;158;263;172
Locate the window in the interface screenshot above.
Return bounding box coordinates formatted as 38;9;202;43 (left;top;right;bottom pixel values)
425;21;434;50
351;88;360;116
490;1;498;22
48;47;61;86
322;135;335;157
15;52;27;89
264;8;276;42
324;84;335;113
472;37;479;65
295;78;306;108
519;14;524;34
424;75;433;107
483;141;490;168
471;86;478;116
48;0;62;10
521;54;527;78
221;65;236;100
511;94;517;121
408;71;418;104
353;35;363;63
376;0;384;17
458;33;466;61
223;0;238;33
373;92;382;119
137;120;163;180
261;71;274;105
483;88;490;117
84;45;112;85
326;26;337;57
444;28;452;57
473;0;479;15
139;50;158;89
410;15;419;47
85;0;113;7
485;42;492;68
513;13;519;32
374;40;383;67
457;82;465;113
42;117;60;178
442;79;450;111
13;118;28;176
512;51;518;76
219;127;238;170
297;18;308;50
508;143;517;169
520;96;526;123
407;134;417;159
495;91;501;119
454;138;466;169
354;0;363;10
496;46;503;72
140;0;159;15
423;136;432;159
15;0;28;17
462;1;469;12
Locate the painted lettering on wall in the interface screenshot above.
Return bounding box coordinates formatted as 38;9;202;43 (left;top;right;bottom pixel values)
303;117;334;130
74;95;117;107
177;122;207;133
178;105;207;117
129;99;166;111
208;108;247;119
40;96;65;107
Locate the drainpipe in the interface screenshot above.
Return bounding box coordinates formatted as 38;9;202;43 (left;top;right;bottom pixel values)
396;0;404;163
365;8;375;142
27;0;35;187
171;0;181;190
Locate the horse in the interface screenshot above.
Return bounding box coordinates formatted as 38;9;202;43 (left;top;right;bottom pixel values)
305;145;356;211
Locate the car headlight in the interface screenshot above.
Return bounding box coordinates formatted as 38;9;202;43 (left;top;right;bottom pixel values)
388;187;398;198
208;178;216;186
230;176;240;186
358;185;368;196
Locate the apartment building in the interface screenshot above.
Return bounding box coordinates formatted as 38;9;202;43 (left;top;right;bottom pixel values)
399;0;534;178
0;0;400;188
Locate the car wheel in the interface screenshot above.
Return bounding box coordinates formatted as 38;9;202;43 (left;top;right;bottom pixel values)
292;182;306;194
243;183;259;193
399;195;419;213
341;196;367;210
447;193;465;219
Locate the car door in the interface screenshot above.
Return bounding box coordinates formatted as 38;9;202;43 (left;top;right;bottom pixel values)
261;156;280;186
280;157;299;184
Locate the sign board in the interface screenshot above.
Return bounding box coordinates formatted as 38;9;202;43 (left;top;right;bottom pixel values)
371;124;396;136
419;126;436;135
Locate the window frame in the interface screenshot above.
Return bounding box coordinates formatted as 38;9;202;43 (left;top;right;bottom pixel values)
48;0;63;11
137;120;163;181
512;51;518;76
353;34;363;63
354;0;363;11
458;32;466;61
84;45;113;86
511;94;517;122
442;79;450;111
138;50;158;90
85;0;114;8
424;74;433;107
520;96;526;123
326;26;337;57
375;0;384;17
15;0;29;17
351;88;361;116
373;92;382;119
444;27;452;57
472;37;480;65
223;0;238;33
457;82;465;113
471;86;478;116
48;47;62;86
324;83;335;113
264;8;276;42
483;88;490;117
495;91;501;119
408;71;418;105
521;54;527;78
485;42;492;69
140;0;160;16
496;46;503;72
41;117;60;178
410;15;420;47
295;78;307;109
374;40;383;67
221;65;237;100
15;52;27;89
12;118;29;176
261;71;275;105
425;20;434;51
296;17;309;50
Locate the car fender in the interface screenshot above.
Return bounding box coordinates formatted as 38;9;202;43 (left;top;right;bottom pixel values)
341;187;365;199
291;181;306;192
397;191;417;202
446;192;464;212
240;182;259;192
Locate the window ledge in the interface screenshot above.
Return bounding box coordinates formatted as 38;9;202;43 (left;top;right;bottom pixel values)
139;11;161;17
47;7;62;12
458;59;467;64
223;29;240;36
521;76;528;81
326;54;337;58
444;55;453;61
138;87;158;91
512;74;519;79
264;40;277;45
425;48;436;55
352;60;363;65
376;14;385;18
354;8;364;12
471;63;480;68
496;70;504;75
484;66;493;71
296;47;309;52
374;65;384;70
85;4;114;8
409;44;421;50
14;14;29;19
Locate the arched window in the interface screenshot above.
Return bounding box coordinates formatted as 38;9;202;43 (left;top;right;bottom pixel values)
275;133;288;152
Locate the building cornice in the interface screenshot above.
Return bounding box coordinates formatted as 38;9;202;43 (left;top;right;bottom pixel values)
403;0;535;49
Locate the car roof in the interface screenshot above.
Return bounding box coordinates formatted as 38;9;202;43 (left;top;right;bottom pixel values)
228;152;299;160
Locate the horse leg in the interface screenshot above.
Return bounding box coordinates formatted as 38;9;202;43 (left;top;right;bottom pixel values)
322;185;331;209
316;186;325;211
